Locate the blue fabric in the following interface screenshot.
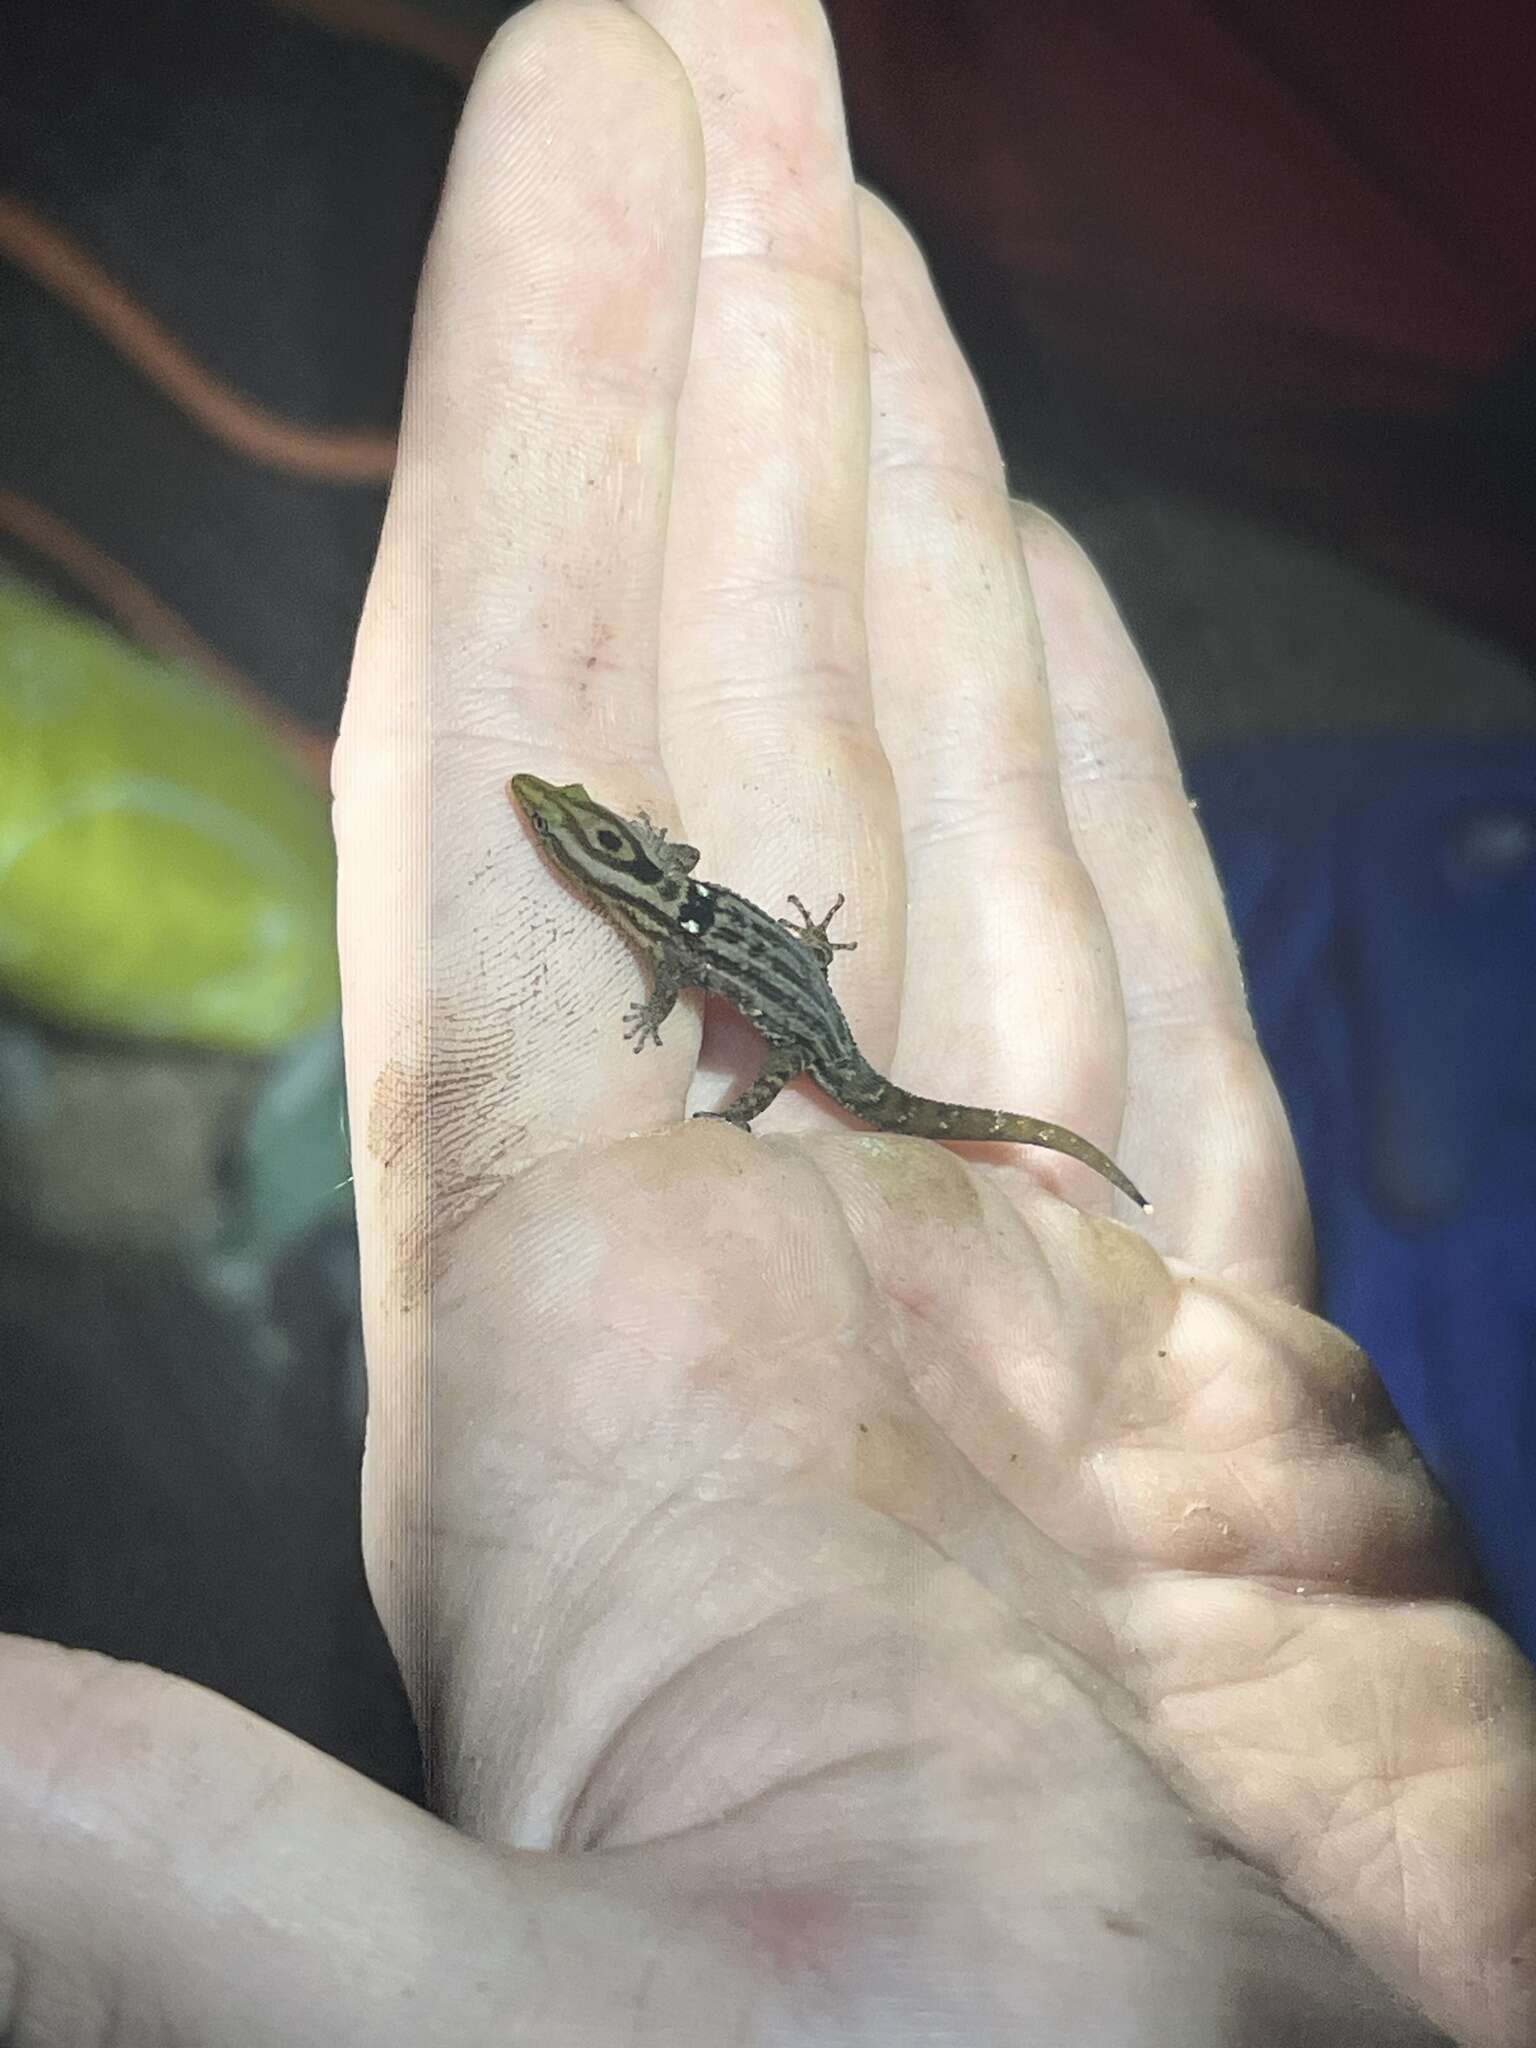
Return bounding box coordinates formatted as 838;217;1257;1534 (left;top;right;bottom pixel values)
1186;737;1536;1657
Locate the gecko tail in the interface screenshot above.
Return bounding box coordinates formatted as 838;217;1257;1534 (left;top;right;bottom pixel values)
972;1106;1149;1211
834;1063;1148;1209
906;1093;1148;1209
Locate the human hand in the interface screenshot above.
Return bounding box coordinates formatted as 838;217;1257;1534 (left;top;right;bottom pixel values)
3;3;1531;2043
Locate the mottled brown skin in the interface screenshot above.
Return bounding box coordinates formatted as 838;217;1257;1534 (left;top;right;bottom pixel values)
510;774;1148;1208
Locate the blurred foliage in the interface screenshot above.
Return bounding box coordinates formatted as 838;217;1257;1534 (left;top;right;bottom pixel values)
0;577;337;1051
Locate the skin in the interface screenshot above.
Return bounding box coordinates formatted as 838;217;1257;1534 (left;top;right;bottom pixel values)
2;3;1533;2043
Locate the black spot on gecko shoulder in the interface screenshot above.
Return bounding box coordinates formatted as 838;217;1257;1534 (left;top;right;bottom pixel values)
678;882;718;938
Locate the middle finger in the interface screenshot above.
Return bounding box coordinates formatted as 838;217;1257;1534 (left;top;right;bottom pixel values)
632;0;907;1111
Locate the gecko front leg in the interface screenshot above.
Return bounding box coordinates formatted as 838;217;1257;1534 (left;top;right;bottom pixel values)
629;809;700;877
622;953;685;1051
778;893;857;974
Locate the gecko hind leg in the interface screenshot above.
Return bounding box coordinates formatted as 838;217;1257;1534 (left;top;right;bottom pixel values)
695;1050;804;1129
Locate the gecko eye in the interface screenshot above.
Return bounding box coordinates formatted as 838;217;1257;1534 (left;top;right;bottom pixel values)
532;815;552;836
596;829;623;852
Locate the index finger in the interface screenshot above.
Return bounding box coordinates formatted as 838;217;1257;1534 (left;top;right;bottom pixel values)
335;0;705;1248
332;3;705;1695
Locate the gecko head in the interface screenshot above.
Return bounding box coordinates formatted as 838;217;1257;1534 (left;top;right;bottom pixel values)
508;773;592;840
508;773;668;892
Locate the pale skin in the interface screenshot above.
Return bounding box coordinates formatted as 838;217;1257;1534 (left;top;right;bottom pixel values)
0;1;1532;2042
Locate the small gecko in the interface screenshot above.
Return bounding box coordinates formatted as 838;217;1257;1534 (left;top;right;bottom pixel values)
510;774;1147;1208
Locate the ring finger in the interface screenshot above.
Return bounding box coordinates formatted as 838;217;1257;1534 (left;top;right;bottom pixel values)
858;192;1136;1210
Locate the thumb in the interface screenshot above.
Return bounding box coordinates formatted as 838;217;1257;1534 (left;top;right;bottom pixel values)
0;1636;753;2046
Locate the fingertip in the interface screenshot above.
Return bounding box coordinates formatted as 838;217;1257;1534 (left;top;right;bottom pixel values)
412;0;705;429
855;185;937;315
439;0;704;268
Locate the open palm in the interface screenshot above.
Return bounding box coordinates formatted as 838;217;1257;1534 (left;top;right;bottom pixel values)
2;3;1530;2043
